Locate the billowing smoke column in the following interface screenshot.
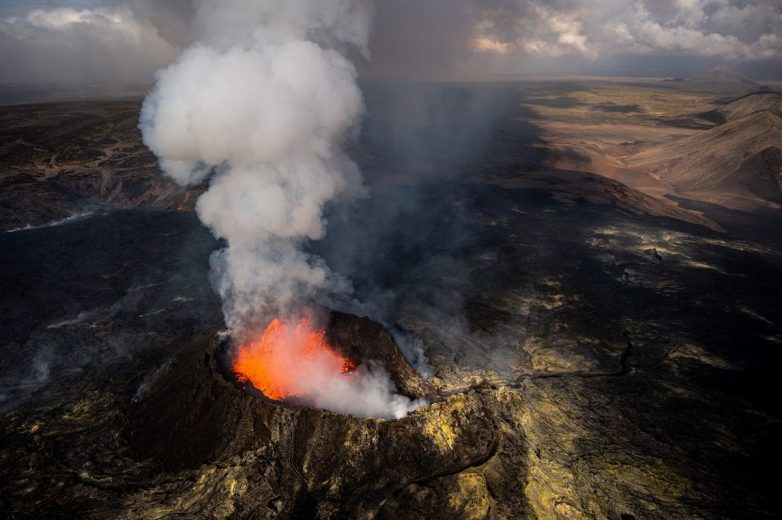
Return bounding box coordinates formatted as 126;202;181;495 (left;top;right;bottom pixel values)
140;0;425;419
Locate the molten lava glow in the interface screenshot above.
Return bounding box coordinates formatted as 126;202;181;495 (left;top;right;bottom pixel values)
232;318;355;401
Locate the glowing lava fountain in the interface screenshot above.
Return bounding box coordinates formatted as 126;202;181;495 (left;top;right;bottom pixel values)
232;317;355;401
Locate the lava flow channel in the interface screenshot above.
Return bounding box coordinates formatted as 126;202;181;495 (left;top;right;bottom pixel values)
232;317;355;401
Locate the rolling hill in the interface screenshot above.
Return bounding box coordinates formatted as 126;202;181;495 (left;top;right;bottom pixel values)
628;107;782;205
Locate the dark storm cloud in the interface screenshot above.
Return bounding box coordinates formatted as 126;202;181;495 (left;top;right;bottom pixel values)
360;0;782;79
125;0;195;48
1;0;781;85
0;3;177;84
366;0;782;78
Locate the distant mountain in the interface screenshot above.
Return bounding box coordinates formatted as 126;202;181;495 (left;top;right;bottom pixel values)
686;65;758;87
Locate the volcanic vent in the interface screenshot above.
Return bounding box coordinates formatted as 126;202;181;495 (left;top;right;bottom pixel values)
232;317;357;402
223;310;431;418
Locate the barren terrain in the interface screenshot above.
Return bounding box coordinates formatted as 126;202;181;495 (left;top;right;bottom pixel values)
1;79;781;518
524;80;782;213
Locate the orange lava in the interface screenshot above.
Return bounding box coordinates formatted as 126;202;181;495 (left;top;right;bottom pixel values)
232;317;355;400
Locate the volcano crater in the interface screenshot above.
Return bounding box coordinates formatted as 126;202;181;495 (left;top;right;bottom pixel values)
126;311;436;472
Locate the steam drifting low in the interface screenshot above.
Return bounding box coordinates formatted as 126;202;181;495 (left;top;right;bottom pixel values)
140;0;424;419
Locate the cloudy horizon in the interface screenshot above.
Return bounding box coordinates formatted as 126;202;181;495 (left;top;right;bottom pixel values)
1;0;781;85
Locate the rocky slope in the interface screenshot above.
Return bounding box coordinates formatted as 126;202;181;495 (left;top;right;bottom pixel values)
627;109;782;205
718;91;782;121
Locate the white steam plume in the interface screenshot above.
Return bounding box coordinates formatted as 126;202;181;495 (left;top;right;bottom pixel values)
140;0;425;418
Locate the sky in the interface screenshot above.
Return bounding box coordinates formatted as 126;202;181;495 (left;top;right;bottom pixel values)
1;0;781;85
